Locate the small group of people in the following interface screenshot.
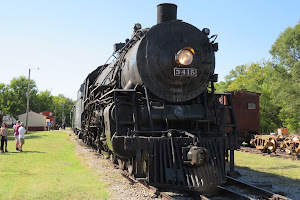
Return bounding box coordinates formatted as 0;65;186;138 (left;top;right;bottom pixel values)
0;120;26;154
46;121;64;131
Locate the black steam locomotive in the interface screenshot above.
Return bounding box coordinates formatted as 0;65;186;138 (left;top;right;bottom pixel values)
72;4;237;192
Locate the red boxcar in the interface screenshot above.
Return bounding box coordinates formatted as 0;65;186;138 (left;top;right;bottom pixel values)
39;112;56;124
220;90;261;143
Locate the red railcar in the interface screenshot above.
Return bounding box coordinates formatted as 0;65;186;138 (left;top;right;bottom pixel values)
220;90;261;143
39;112;56;124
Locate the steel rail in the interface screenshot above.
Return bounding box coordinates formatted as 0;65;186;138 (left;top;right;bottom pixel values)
226;176;292;200
217;185;256;200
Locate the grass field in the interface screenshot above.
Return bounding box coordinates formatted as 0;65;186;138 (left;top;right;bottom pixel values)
1;129;299;199
0;130;109;200
235;151;300;180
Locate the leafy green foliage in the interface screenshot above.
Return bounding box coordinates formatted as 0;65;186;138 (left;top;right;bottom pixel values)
0;77;74;125
35;90;54;112
216;21;300;133
270;21;300;68
0;83;7;113
269;21;300;133
2;76;38;119
53;94;74;125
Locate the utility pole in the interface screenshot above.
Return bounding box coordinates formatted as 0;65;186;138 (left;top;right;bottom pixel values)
62;104;65;129
26;68;39;132
54;102;56;124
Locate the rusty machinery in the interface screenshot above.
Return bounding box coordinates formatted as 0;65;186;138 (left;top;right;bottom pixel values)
250;135;300;158
250;136;277;154
280;136;300;157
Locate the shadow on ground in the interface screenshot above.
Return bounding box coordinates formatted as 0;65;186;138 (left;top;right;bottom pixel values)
230;165;300;199
1;150;45;154
6;132;44;141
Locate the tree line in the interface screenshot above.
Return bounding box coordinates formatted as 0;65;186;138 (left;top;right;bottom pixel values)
0;77;74;126
215;21;300;133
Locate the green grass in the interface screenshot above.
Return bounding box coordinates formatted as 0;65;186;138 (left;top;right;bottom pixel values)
235;151;300;180
0;130;109;200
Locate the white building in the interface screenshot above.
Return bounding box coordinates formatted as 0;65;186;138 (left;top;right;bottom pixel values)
3;115;17;127
17;111;46;131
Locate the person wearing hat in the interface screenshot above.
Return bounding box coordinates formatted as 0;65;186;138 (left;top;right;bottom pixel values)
18;122;26;152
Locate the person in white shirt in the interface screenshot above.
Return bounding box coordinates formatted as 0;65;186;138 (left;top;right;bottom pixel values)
18;122;26;152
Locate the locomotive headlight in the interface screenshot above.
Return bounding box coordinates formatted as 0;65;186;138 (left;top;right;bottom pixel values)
175;48;194;66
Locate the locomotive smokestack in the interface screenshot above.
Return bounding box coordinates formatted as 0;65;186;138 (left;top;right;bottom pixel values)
157;3;177;24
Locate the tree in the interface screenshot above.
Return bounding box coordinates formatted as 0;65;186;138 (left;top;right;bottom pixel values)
224;65;247;82
215;81;230;92
269;21;300;133
52;94;74;126
35;90;54;112
215;20;300;133
215;65;247;92
4;76;38;119
0;76;76;126
215;61;289;133
0;83;7;113
270;21;300;70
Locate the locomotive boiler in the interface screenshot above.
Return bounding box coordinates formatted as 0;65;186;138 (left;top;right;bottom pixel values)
72;3;237;192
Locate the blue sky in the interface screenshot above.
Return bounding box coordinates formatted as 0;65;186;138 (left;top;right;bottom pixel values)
0;0;299;100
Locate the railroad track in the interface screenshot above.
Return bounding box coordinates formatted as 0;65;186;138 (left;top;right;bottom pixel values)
237;146;300;161
120;168;292;200
195;176;292;200
120;170;177;200
75;133;292;200
106;147;292;200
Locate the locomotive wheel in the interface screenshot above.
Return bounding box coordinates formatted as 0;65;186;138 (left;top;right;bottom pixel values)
110;154;117;164
143;160;148;173
118;158;126;170
127;159;134;175
142;151;149;174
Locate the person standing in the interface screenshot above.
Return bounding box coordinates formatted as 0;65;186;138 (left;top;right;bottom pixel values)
18;122;26;152
0;122;8;153
47;121;51;131
14;120;21;151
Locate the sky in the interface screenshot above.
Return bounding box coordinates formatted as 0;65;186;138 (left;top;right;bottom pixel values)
0;0;299;100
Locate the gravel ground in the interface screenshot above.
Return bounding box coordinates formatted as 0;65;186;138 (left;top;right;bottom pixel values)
69;130;299;200
232;165;300;200
69;131;158;200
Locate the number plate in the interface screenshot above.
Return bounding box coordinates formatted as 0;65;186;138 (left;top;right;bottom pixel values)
174;68;197;77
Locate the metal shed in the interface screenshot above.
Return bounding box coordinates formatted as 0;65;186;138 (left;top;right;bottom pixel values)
18;111;46;131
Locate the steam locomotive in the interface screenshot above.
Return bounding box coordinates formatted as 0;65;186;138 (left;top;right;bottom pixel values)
71;3;237;192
